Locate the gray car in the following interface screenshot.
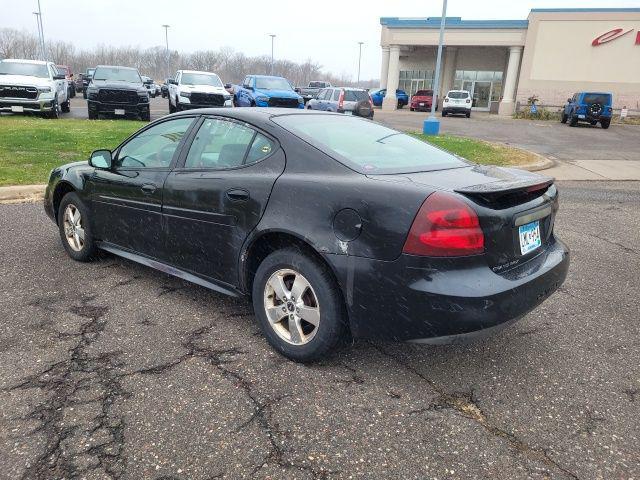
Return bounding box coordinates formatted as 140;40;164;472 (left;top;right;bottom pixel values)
307;87;374;118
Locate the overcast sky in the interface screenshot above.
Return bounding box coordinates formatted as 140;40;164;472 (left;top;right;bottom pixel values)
3;0;639;80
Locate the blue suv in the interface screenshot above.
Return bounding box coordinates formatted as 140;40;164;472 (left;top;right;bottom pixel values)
234;75;304;109
562;92;613;129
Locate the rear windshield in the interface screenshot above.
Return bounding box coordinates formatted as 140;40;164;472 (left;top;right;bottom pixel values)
414;90;433;96
93;67;141;83
273;114;467;174
0;61;49;78
344;90;369;102
582;93;611;105
181;73;222;87
309;81;327;88
448;91;468;99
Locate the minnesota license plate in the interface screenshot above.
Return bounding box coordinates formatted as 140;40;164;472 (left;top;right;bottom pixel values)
419;102;425;106
114;109;125;115
11;106;24;113
519;221;541;255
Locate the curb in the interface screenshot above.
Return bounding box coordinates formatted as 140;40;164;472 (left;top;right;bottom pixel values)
476;140;555;172
0;184;46;203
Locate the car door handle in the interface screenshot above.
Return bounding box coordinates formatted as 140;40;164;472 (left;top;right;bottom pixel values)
226;189;249;201
141;183;157;194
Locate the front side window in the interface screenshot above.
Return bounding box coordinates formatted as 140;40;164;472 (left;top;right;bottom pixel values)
0;61;49;78
93;66;141;83
184;118;267;169
116;118;194;169
274;114;466;174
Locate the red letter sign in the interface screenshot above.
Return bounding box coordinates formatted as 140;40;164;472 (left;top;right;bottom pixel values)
636;30;640;45
592;28;633;46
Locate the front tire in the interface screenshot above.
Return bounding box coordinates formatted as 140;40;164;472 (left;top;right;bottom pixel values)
47;97;60;119
58;192;98;262
466;111;471;118
252;248;348;362
61;97;70;113
561;113;568;123
569;115;578;127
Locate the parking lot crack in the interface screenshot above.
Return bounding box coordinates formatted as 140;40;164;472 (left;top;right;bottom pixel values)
372;343;581;480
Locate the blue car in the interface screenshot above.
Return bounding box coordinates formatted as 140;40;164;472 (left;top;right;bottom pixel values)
369;88;409;108
561;92;613;129
234;75;304;109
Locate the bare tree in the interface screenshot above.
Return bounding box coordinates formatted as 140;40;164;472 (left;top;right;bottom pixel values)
0;28;379;87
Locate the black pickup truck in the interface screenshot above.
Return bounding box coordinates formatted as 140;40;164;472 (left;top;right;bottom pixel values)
296;81;332;103
85;65;150;120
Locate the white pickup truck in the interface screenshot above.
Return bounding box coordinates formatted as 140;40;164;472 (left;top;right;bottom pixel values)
0;59;69;118
168;70;232;112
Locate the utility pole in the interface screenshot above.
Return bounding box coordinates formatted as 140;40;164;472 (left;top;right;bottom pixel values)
423;0;447;135
162;25;171;78
357;42;364;87
269;34;276;75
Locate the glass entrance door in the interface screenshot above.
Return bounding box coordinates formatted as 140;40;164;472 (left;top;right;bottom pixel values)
410;79;425;97
472;81;491;110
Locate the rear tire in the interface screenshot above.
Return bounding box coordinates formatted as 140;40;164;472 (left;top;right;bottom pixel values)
441;110;447;117
141;111;151;122
252;247;348;362
410;107;414;111
466;111;471;118
168;97;176;113
58;192;99;262
600;118;611;129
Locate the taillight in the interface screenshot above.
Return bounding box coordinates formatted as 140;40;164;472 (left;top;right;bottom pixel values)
368;94;373;108
403;192;484;256
338;90;344;110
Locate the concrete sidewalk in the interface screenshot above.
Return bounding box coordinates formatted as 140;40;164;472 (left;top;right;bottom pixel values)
544;159;640;180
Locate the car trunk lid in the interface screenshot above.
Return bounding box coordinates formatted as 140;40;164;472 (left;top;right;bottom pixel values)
368;165;558;272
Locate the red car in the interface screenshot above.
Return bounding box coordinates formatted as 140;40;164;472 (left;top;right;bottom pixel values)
410;89;434;112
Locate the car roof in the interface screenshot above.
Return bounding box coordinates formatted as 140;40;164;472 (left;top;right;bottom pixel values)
168;108;343;124
2;58;49;65
447;90;470;93
253;74;286;79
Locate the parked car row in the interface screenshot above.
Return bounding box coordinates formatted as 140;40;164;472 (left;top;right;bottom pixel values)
306;87;374;119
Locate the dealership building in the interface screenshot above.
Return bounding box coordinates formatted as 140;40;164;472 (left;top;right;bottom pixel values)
378;8;640;114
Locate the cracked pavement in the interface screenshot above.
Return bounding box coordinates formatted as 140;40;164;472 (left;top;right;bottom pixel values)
0;181;638;479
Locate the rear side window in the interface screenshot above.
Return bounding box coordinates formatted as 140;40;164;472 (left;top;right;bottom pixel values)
582;93;611;105
448;91;468;99
333;90;341;101
344;90;368;102
184;119;274;170
274;114;467;174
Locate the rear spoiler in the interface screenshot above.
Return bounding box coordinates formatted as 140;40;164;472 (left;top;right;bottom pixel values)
454;166;553;201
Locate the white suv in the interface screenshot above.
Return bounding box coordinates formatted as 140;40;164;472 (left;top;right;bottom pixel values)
168;70;232;112
442;90;472;118
0;59;69;118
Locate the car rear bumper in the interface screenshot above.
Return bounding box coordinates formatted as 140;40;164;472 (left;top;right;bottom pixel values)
411;103;432;111
324;237;569;342
0;98;55;113
88;100;149;117
443;106;471;114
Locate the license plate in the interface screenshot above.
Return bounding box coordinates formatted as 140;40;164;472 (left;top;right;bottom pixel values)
343;110;353;115
11;106;24;113
114;109;125;115
518;221;541;255
419;102;424;106
578;114;585;119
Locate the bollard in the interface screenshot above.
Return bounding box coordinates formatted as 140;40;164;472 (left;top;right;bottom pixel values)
423;117;440;136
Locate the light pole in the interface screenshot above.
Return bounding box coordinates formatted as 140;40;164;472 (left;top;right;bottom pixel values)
162;25;170;78
269;34;276;75
33;0;46;60
423;0;447;135
357;42;364;87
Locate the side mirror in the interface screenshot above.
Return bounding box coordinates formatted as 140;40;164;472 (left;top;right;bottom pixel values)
243;84;253;90
224;83;232;89
294;87;300;93
53;74;66;80
89;150;112;169
168;79;177;85
567;98;572;103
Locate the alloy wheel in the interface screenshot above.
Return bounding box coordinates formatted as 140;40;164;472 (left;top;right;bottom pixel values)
63;204;84;252
264;269;320;345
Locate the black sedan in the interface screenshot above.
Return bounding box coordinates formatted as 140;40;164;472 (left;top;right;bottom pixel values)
44;109;569;362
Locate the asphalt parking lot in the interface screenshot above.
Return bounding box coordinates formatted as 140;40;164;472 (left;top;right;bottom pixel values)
0;181;638;479
376;109;640;162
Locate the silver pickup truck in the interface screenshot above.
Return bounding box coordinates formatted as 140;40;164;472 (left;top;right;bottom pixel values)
295;81;332;103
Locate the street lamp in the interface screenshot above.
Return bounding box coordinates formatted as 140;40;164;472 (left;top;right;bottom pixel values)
269;34;276;75
162;25;171;78
357;42;364;87
33;0;46;60
423;0;447;135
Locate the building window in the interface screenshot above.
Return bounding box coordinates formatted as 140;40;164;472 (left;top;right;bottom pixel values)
453;70;504;105
399;70;434;96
